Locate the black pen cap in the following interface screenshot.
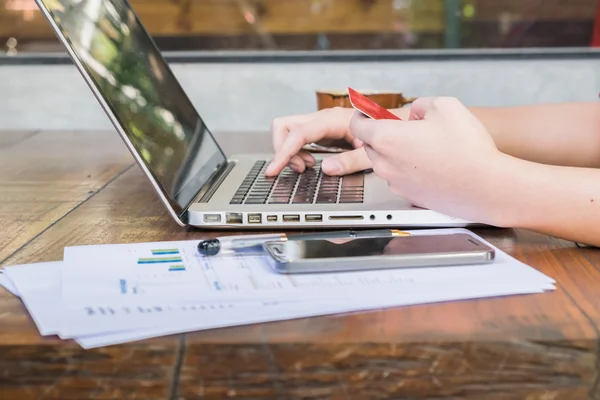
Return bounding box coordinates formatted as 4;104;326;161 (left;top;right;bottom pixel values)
197;238;221;256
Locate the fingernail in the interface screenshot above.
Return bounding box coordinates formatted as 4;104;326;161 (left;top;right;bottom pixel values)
265;162;276;175
322;158;341;175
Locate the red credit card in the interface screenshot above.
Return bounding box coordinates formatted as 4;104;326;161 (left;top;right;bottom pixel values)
347;87;402;120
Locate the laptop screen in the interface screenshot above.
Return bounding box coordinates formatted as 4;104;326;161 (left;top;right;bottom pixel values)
38;0;228;216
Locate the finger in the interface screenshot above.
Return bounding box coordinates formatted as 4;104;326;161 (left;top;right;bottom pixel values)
296;150;316;168
362;144;381;165
351;138;364;148
407;97;437;121
364;151;400;185
348;111;375;143
266;116;351;176
287;151;316;174
288;155;306;173
271;113;315;152
349;112;399;156
321;147;372;176
408;96;465;120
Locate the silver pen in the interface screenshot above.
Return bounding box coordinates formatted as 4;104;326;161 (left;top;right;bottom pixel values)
197;229;409;256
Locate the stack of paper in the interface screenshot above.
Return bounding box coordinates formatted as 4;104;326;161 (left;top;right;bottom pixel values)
0;228;555;349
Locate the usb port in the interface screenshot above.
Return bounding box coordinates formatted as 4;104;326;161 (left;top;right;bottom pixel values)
203;214;221;223
282;214;300;222
225;212;243;224
305;214;323;222
248;213;261;224
267;215;278;222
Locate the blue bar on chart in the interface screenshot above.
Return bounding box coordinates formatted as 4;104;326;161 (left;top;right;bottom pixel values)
150;248;180;255
168;265;186;272
138;256;183;264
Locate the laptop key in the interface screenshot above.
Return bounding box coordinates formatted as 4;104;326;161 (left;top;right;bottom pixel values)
272;190;292;196
249;186;270;192
340;193;363;200
245;199;266;204
246;194;268;200
317;192;337;199
268;198;290;204
293;196;314;204
316;198;336;204
318;191;338;196
340;189;363;196
342;174;364;187
252;186;273;191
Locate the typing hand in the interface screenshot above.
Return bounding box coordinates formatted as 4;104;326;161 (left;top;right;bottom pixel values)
264;107;372;177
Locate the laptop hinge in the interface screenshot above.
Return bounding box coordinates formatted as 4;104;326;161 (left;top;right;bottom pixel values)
190;160;236;206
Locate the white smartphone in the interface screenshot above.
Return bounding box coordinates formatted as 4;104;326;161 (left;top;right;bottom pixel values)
262;233;495;274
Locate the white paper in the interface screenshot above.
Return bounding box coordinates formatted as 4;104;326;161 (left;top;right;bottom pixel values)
58;277;555;338
0;229;557;349
2;262;63;335
76;284;551;349
1;261;553;348
61;229;554;307
3;258;554;339
0;273;19;296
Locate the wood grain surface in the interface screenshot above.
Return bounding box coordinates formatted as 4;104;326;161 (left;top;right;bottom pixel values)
1;130;600;400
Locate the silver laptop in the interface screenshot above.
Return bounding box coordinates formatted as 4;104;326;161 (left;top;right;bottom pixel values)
35;0;473;229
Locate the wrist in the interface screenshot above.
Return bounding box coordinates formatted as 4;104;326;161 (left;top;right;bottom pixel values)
483;154;600;246
478;152;532;229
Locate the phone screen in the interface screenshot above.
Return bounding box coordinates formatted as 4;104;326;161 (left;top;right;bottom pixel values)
274;234;489;260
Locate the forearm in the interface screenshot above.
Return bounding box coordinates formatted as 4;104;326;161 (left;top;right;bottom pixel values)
471;103;600;168
487;153;600;246
393;102;600;168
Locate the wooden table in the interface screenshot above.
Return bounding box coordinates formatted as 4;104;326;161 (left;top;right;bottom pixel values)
1;130;600;400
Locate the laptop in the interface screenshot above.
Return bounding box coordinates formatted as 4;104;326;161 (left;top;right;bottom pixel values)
35;0;473;229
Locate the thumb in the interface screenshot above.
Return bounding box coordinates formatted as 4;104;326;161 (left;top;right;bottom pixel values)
321;147;372;176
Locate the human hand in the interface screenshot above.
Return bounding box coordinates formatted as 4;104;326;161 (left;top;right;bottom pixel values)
349;97;505;223
265;107;374;177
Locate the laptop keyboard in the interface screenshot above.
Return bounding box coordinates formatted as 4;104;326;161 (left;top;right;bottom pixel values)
229;160;364;205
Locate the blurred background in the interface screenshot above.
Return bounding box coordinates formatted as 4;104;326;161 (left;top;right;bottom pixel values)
1;0;599;132
1;0;598;53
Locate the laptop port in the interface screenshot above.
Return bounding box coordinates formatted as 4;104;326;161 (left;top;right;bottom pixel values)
225;212;243;224
305;214;323;222
328;215;364;220
203;214;221;223
267;215;278;222
248;213;261;224
282;214;300;222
